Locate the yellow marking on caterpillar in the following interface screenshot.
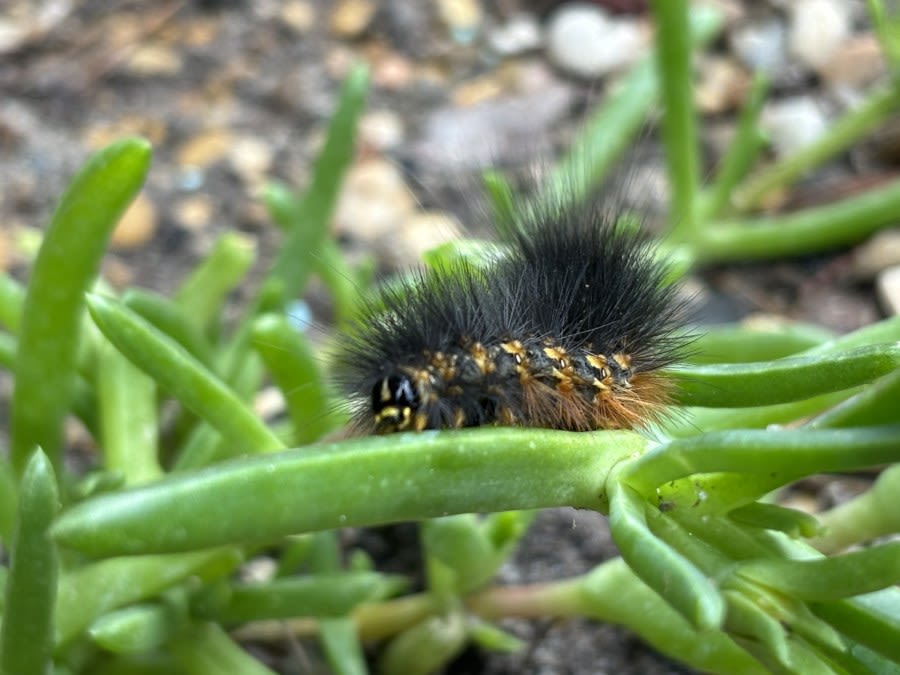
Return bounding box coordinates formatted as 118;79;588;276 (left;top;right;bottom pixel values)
543;344;569;369
500;340;525;363
613;353;632;371
469;341;493;374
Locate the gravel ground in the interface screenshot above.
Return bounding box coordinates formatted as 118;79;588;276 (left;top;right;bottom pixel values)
1;0;897;673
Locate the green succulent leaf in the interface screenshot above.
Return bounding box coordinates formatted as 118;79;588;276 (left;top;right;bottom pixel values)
10;137;151;474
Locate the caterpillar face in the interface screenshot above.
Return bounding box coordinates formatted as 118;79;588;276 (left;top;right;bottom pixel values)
372;373;421;433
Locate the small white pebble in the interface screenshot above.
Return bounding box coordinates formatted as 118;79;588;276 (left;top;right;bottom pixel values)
789;0;852;72
488;13;542;56
729;16;788;73
760;96;829;157
876;265;900;316
545;3;645;78
358;110;405;152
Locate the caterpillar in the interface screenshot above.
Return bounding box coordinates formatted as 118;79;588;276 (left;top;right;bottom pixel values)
335;199;688;435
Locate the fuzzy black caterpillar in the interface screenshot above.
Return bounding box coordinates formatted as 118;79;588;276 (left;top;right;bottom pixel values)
336;202;688;434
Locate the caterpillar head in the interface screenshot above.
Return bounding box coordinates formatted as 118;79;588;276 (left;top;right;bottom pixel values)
372;373;421;433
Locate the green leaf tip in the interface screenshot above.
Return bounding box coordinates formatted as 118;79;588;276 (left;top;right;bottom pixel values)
10;137;153;476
